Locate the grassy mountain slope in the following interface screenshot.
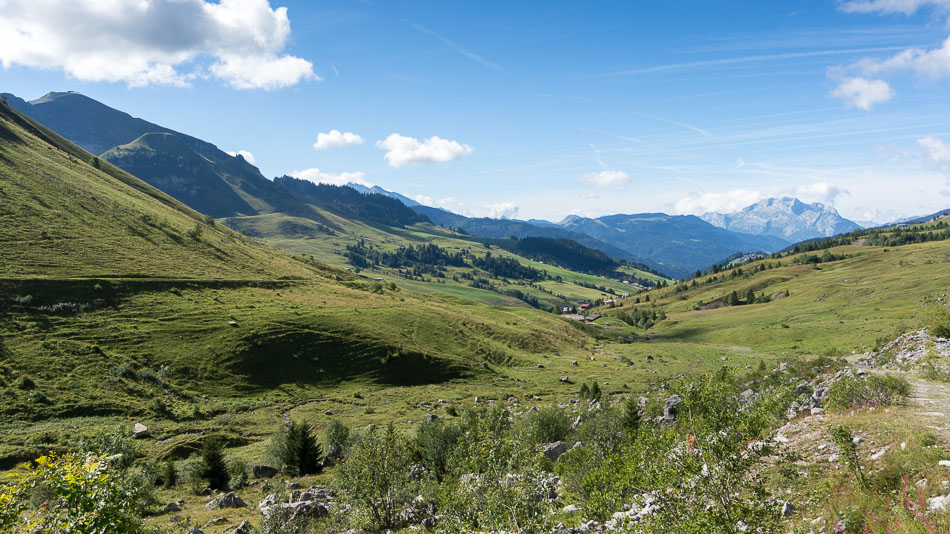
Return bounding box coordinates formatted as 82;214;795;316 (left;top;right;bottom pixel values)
0;99;614;468
592;223;950;358
0;101;324;280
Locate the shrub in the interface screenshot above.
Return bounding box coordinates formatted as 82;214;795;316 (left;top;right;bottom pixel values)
413;419;462;481
78;425;139;470
826;374;910;411
927;301;950;338
15;376;35;390
196;436;229;491
1;453;156;533
227;458;249;489
521;406;572;445
334;425;415;531
324;419;351;453
831;425;867;488
280;421;323;477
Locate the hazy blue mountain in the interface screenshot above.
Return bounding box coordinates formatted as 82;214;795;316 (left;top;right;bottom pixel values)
345;182;421;207
410;205;664;272
557;213;790;278
701;197;861;242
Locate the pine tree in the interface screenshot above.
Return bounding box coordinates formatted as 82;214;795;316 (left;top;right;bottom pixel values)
726;290;739;306
622;396;641;436
281;421;323;476
198;436;229;490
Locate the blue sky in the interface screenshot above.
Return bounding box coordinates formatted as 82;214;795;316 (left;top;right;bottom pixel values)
3;1;950;223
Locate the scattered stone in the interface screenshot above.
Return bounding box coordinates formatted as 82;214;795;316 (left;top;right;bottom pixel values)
928;494;950;512
423;413;438;423
781;501;795;517
226;521;252;534
206;492;247;510
252;465;279;479
542;441;567;462
481;362;489;369
870;447;889;461
559;376;571;383
228;321;238;327
132;423;149;439
810;407;824;416
938;460;950;467
563;504;581;513
537;364;545;368
570;360;579;366
186;529;203;534
163;502;180;513
663;395;683;421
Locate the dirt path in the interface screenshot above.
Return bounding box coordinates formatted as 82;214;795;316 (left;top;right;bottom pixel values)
904;373;950;440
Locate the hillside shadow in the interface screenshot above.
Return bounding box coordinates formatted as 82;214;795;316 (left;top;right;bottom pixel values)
212;328;467;392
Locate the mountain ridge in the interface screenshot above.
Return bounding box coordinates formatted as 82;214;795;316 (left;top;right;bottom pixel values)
701;197;861;242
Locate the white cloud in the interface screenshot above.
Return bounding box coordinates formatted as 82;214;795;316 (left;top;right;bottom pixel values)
289;168;371;187
313;130;364;150
412;194;433;206
829;77;895;110
376;134;473;168
674;189;764;215
838;0;950;15
794;182;848;204
580;170;630;188
486;202;519;219
225;150;256;165
0;0;316;89
854;35;950;80
919;135;950;173
674;182;849;215
581;193;600;200
438;197;471;216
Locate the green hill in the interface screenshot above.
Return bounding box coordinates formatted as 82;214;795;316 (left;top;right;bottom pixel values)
0;99;604;468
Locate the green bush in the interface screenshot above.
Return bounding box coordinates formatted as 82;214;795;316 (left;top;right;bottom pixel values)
324;419;351;452
520;406;572;445
1;453;159;533
413;419;462;481
334;425;415;531
227;458;249;489
927;301;950;338
826;374;910;411
78;425;139;470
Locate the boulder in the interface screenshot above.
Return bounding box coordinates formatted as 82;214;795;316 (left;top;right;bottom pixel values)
323;443;343;467
163;502;180;513
542;441;567;462
226;521;253;534
205;492;247;510
559;376;571;383
663;395;683;420
423;413;438;423
132;423;149;439
781;501;795;517
252;465;279;479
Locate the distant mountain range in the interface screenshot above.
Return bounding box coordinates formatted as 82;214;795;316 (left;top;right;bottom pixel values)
4;91;865;279
701;197;861;243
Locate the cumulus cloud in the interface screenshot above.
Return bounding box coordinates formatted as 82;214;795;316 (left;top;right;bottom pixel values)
289;168;371;187
855;36;950;80
674;182;850;215
486;202;519;219
838;0;950;14
0;0;316;89
580;170;630;188
313;130;364;150
438;197;471;216
412;194;434;206
794;181;849;204
673;189;764;215
919;135;950;172
376;134;473;168
829;76;895;110
226;150;256;164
